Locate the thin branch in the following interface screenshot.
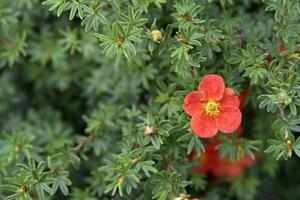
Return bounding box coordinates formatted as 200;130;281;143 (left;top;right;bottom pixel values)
279;106;286;120
74;133;95;154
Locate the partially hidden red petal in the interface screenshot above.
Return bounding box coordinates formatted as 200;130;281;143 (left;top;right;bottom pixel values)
183;91;205;116
236;126;243;137
198;74;225;101
241;155;256;167
224;87;235;96
191;112;218;138
215;159;244;178
220;88;240;108
216;106;242;133
239;89;250;109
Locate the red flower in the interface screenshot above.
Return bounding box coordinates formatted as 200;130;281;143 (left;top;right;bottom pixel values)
194;141;256;178
183;74;242;138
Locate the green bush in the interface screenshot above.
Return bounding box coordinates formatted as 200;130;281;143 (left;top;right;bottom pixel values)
1;0;300;199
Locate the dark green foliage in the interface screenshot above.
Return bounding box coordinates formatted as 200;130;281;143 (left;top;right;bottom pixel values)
0;0;300;199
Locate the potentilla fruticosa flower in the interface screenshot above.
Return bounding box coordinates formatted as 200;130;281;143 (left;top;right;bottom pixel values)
183;74;242;138
193;141;256;178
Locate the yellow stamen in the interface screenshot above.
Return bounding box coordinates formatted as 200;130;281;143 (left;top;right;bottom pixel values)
204;101;220;117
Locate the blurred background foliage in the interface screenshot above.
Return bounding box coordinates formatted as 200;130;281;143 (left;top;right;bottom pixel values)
0;0;300;199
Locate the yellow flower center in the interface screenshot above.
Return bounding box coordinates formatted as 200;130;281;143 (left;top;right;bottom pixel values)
204;101;220;117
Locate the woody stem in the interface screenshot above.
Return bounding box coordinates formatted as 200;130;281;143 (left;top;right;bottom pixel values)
74;133;95;154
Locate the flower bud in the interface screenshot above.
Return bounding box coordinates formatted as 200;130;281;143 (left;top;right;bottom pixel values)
277;91;292;105
17;185;29;194
151;30;163;43
131;158;139;164
144;125;156;136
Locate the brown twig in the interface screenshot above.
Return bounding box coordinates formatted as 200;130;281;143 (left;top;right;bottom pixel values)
279;106;292;157
74;133;95;154
279;106;286;120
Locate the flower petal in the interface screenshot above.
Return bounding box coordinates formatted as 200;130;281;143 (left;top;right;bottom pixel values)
239;89;249;109
183;91;205;116
191;112;218;138
220;88;240;108
223;88;235;96
241;155;256;167
214;159;244;177
216;105;242;133
198;74;225;101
